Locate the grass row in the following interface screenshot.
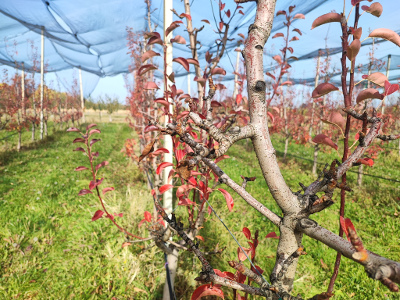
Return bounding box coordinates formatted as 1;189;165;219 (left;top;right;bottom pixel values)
1;123;399;299
0;123;165;299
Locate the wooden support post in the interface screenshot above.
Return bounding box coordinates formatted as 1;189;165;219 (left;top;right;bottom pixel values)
40;27;45;140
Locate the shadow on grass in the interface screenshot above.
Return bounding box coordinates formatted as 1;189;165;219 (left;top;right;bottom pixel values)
0;129;66;167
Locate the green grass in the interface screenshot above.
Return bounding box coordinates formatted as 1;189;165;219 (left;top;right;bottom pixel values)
0;123;166;299
1;124;399;299
205;138;400;300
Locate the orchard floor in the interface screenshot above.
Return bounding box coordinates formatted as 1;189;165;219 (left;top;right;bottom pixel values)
0;122;399;299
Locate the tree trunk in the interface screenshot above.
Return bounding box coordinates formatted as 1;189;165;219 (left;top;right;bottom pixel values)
45;120;48;136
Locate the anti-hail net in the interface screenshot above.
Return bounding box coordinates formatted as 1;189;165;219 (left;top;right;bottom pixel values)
0;0;399;97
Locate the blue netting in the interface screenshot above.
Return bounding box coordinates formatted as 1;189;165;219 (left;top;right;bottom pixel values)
1;0;399;97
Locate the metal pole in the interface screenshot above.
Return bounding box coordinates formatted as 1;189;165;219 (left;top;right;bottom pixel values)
79;67;85;123
163;0;173;218
163;3;177;299
40;27;44;139
382;54;391;115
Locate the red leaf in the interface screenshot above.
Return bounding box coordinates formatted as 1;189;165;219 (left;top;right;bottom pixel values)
144;125;159;133
73;147;85;152
384;81;400;96
218;188;234;212
219;21;224;32
201;19;210;24
152;148;170;155
276;10;286;16
73;138;85;144
311;13;341;30
237;246;252;261
242;227;251;240
312;82;339;98
215;155;230;164
95;161;109;171
141;50;160;62
356;88;383;103
121;242;132;248
102;187;115;195
177;111;190;120
138;64;157;76
357;157;374;167
144;81;159;90
187;58;200;67
340;216;351;241
369;28;400;47
89;129;101;136
67;127;80;132
179;13;192;20
272;33;284;39
265;72;276;80
365;72;388;87
155;99;170;106
236;94;242;105
138;219;146;228
144;211;152;222
195;235;204;241
211;67;226;76
225;9;231;18
165;20;183;37
86;124;97;130
265;232;279;239
173;57;190;72
363;2;383;17
90;139;101;146
156;162;174;175
159;184;174;194
273;55;282;64
293;28;302;36
176;184;195;198
78;189;92;196
191;284;224;300
92;210;104;221
188;176;197;186
75;166;88;171
211;101;222;107
312;134;338;150
178;197;196;206
346;39;361;61
328;111;346;129
293;13;305;20
267;112;275;123
171;35;186;44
